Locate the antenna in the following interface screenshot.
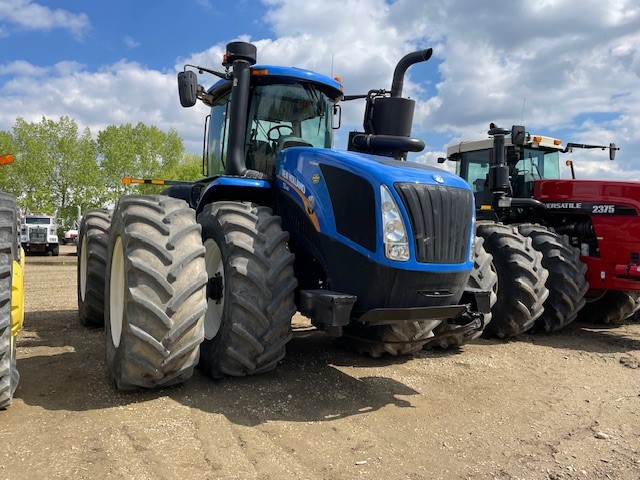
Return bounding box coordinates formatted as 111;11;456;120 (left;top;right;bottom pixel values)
520;97;526;124
330;54;334;77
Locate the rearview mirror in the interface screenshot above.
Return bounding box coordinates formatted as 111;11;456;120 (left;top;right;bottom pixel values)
511;125;526;146
178;70;198;107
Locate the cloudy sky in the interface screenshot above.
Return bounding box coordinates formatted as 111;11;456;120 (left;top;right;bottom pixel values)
1;0;639;179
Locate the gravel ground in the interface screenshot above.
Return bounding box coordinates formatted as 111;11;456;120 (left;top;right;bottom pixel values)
1;244;639;479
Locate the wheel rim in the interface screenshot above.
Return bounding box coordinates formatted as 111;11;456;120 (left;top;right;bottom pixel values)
490;260;499;296
204;238;224;340
109;236;125;348
79;234;88;301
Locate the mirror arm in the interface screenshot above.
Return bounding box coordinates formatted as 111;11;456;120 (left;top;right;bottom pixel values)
184;64;229;80
564;142;615;151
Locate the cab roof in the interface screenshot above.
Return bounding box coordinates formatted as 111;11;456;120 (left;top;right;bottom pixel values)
207;64;343;102
446;134;564;158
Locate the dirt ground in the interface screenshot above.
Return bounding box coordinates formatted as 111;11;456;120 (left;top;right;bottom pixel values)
1;244;639;479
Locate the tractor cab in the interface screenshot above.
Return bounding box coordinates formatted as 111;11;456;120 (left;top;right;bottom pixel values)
446;132;563;207
444;126;620;212
205;72;341;178
179;43;343;182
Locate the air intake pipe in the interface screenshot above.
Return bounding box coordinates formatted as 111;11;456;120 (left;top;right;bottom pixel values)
224;42;257;177
390;48;433;98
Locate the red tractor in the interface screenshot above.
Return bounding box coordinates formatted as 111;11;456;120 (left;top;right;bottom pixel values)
441;124;639;335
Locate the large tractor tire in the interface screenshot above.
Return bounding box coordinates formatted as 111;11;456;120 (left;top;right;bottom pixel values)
77;209;112;327
577;290;640;325
477;222;549;338
343;320;442;358
517;224;588;332
197;202;297;378
1;193;22;409
625;294;640;322
424;236;498;349
105;195;207;390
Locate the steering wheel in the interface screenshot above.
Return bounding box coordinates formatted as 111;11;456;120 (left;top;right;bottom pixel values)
267;125;294;141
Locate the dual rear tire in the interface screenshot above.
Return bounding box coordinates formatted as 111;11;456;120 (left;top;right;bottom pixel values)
0;194;23;409
516;224;588;332
477;222;590;337
81;196;298;389
477;222;549;338
104;195;207;390
197;201;297;378
577;290;640;325
77;209;112;327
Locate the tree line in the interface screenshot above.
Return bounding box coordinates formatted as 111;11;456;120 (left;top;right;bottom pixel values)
0;116;202;230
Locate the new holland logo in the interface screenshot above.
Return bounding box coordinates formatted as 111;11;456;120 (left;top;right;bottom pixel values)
433;174;445;184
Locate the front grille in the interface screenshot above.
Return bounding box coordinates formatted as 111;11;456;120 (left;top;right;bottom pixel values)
29;227;47;242
395;183;472;264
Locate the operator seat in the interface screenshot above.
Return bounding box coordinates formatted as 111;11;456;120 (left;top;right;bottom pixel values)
277;135;312;152
247;140;276;176
473;178;487;193
513;172;534;197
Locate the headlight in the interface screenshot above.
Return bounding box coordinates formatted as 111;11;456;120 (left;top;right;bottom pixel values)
380;184;409;261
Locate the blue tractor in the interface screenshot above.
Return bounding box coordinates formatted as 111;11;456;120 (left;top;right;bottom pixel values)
77;42;493;390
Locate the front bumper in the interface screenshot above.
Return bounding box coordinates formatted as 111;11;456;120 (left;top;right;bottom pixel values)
299;287;491;339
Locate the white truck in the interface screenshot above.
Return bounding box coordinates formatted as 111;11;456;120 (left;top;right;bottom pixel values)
20;214;59;256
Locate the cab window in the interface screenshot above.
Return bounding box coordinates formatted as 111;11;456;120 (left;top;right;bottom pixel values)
206;91;231;176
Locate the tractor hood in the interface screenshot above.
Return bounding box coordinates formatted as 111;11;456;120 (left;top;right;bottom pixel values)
534;179;640;215
275;146;474;271
277;147;471;192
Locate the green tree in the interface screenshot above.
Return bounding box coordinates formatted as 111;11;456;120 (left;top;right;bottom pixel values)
9;116;100;228
0;117;192;227
159;153;203;182
97;123;184;203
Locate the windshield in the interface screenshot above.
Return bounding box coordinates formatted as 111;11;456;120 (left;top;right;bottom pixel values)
245;82;333;176
517;148;560;179
456;145;562;200
206;81;334;178
456;147;561;189
25;217;52;225
248;83;332;146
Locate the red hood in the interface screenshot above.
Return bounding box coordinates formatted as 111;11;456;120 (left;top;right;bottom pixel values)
534;179;640;212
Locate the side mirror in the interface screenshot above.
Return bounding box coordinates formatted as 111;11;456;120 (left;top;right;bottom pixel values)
437;157;446;164
511;125;526;146
178;70;198;107
609;143;617;161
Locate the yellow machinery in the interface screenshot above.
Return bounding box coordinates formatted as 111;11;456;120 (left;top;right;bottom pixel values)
0;153;25;409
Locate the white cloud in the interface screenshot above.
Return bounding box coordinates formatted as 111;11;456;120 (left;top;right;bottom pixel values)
0;0;90;39
195;0;214;11
2;0;640;180
0;60;48;77
0;59;209;154
124;36;140;49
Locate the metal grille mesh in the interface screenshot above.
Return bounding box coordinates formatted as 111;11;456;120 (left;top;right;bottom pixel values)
395;183;472;264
